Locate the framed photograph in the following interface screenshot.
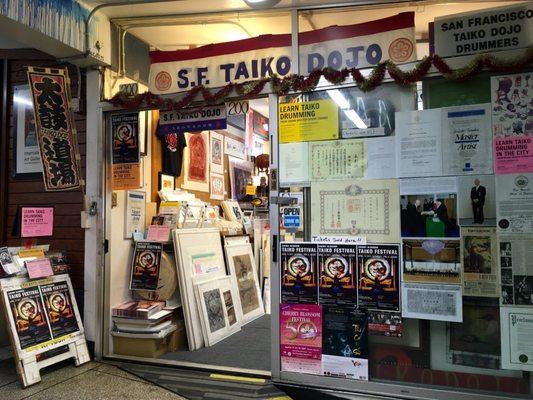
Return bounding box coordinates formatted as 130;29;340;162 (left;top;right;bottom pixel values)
210;173;225;201
221;200;243;222
172;228;227;350
125;190;146;239
195;276;242;346
228;156;253;201
210;131;224;174
224;243;264;325
158;172;175;191
252;109;269;140
12;84;42;178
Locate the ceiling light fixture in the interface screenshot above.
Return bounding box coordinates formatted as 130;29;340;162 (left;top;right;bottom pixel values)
243;0;281;9
327;90;367;129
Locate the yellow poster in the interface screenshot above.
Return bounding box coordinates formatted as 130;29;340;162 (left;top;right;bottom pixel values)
279;100;339;143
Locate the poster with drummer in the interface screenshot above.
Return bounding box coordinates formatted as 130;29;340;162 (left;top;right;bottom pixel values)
130;241;163;291
112;113;140;164
357;244;400;311
40;280;79;338
280;243;318;304
5;286;51;350
318;244;357;307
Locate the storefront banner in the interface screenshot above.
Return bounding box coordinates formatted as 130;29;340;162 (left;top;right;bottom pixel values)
433;3;533;58
27;67;82;191
279;100;339;143
280;304;322;375
112;113;140;164
21;207;54;238
159;106;227;134
149;12;416;93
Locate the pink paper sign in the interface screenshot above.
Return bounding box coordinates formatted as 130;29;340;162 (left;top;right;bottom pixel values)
146;225;171;242
494;135;533;174
21;207;54;237
280;303;322;375
25;258;54;279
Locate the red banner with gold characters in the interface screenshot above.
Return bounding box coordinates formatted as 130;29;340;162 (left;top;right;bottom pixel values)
27;67;82;191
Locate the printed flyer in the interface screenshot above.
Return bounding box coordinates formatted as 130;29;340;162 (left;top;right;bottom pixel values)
111;113;140;164
318;244;357;307
40;281;79;338
7;287;52;350
280;304;322;375
322;306;368;380
499;235;533;306
496;173;533;234
130;242;163;291
491;73;533;174
280;243;318;304
357;244;400;311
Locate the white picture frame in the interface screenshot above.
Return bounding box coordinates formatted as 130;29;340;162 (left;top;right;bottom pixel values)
224;243;264;325
210;131;224;174
195;276;242;346
172;228;227;350
125;190;146;239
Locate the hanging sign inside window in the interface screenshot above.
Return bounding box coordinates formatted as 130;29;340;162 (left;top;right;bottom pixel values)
159;105;226;134
433;3;533;58
112;113;140;164
27;67;82;191
149;12;416;93
281;206;301;229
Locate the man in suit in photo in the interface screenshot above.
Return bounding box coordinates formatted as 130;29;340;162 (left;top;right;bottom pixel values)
470;178;486;224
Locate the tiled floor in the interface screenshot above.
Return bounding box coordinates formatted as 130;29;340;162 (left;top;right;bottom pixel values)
0;358;184;400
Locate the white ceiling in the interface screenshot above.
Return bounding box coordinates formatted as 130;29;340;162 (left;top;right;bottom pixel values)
82;0;522;50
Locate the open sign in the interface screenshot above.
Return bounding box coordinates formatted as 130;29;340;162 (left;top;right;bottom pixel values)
281;206;301;229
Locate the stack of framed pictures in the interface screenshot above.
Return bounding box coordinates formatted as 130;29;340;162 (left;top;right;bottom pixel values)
172;228;227;350
224;243;265;325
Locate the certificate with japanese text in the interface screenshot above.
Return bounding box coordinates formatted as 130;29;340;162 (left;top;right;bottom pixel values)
310;139;366;181
310;179;400;243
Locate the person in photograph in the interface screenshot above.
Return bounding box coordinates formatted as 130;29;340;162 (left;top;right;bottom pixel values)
470;178;486;224
464;240;486;273
433;198;451;234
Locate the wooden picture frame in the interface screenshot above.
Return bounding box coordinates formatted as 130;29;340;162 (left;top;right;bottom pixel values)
228;156;253;201
224;243;264;325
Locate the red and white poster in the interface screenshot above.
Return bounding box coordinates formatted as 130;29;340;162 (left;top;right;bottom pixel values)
280;303;322;375
149;12;416;93
183;132;210;192
27;67;82;191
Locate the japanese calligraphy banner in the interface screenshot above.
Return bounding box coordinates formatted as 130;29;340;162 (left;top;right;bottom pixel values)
27;67;81;191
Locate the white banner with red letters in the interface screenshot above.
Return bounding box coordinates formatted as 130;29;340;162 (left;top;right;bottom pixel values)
149;12;416;94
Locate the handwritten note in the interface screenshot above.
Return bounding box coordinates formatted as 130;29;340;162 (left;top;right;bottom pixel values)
25;258;54;279
311;235;367;245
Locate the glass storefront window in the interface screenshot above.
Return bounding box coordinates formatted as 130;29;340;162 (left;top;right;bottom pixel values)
276;66;532;398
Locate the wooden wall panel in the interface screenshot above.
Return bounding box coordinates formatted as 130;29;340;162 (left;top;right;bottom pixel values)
2;51;86;296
